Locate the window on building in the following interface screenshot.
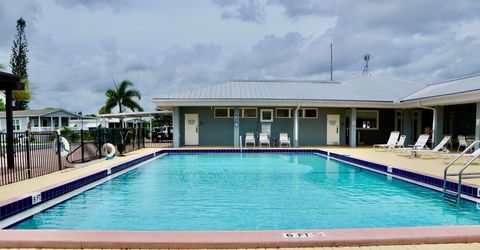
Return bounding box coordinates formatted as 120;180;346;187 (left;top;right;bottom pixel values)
303;108;318;118
357;110;379;130
42;118;48;127
276;108;292;118
13;119;21;131
241;108;257;118
54;117;59;127
214;108;233;118
260;109;274;122
61;117;69;127
31;117;39;127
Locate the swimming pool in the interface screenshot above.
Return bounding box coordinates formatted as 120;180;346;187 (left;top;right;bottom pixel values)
10;153;480;230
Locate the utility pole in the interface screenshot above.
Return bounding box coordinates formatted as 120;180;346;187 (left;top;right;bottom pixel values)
330;43;333;81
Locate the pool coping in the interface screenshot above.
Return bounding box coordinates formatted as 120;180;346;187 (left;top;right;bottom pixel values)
2;226;480;248
1;148;480;248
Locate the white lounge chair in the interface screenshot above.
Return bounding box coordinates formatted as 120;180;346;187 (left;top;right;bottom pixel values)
457;135;468;152
245;132;255;147
410;136;450;158
373;131;400;150
279;133;290;147
259;133;270;147
396;134;430;157
443;148;480;164
395;135;406;149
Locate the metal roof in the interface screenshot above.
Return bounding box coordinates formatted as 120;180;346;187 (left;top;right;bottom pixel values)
97;111;171;118
155;75;425;103
402;73;480;101
0;108;80;118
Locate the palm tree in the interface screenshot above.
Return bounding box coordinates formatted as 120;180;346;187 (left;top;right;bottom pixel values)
100;80;144;114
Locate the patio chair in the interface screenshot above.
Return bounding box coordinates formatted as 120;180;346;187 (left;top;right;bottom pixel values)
245;132;255;147
279;133;290;147
443;147;480;164
259;133;270;147
395;135;406;149
457;135;468;152
410;136;451;158
396;134;430;157
373;131;400;150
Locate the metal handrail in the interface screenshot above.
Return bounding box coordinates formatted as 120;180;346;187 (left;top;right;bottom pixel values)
456;142;480;204
443;140;480;204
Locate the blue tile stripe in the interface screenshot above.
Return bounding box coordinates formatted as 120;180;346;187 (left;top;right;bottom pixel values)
0;148;478;223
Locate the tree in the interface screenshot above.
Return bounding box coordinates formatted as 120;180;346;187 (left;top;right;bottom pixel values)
0;63;5;70
10;17;32;110
100;80;144;114
0;99;5;112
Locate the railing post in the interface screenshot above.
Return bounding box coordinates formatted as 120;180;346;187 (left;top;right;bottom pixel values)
80;129;85;163
111;128;115;146
56;131;62;171
142;127;145;148
98;129;102;159
25;130;31;179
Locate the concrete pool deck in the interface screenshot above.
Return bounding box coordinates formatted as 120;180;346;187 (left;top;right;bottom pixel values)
1;146;480;249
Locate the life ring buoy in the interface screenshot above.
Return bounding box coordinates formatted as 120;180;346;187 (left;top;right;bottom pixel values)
54;137;70;157
101;143;116;159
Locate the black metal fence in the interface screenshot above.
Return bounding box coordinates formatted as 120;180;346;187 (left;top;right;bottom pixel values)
0;127;172;186
0;131;63;186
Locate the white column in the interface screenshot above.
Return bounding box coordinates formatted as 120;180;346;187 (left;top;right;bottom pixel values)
50;117;54;130
349;108;357;148
233;107;240;147
149;115;153;141
293;107;299;147
173;107;180;148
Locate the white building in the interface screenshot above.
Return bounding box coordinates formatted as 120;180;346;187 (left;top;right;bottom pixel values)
0;108;80;132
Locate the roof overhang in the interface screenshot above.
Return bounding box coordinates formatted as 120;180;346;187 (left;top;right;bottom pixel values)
400;89;480;107
154;87;480;110
0;71;24;90
152;98;400;110
97;111;171;119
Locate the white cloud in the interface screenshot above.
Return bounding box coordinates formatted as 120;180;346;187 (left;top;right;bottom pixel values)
2;0;480;114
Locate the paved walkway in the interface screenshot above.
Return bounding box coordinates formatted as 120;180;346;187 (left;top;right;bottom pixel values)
4;243;480;249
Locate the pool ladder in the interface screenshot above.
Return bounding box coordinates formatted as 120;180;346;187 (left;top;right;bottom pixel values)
443;140;480;206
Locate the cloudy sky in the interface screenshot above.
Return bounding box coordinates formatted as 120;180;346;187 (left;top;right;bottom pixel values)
1;0;480;114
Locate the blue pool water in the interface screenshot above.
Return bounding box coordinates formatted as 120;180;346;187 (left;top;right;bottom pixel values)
11;153;480;230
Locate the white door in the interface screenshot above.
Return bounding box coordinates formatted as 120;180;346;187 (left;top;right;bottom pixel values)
326;114;340;145
184;114;199;145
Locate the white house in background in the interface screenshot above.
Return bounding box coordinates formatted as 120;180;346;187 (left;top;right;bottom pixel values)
0;108;80;132
69;117;147;130
69;117;100;130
